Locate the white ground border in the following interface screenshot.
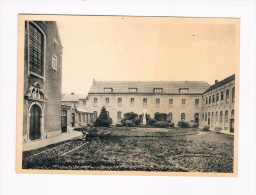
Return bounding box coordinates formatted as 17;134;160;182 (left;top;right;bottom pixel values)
0;0;255;195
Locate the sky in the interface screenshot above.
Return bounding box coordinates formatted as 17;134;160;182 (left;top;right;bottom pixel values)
55;16;239;94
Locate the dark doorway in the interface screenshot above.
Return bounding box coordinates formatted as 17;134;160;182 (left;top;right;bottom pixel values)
230;119;234;133
71;113;75;127
208;118;210;126
29;104;41;141
194;113;199;123
61;110;67;133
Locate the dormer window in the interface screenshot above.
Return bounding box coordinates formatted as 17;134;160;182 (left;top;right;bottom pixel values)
129;88;137;93
179;88;189;94
153;88;163;93
104;88;113;93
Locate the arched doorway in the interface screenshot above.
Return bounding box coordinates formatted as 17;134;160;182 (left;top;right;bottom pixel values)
29;104;41;141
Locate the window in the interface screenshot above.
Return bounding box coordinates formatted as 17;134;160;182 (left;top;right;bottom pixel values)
78;114;81;122
156;98;160;108
202;113;204;121
231;110;234;118
105;98;110;105
181;99;186;109
212;112;214;125
220;111;223;123
232;87;235;101
225;110;228;123
221;91;224;101
206;97;208;104
181;113;186;120
212;95;215;103
28;22;44;76
179;88;189;93
143;98;147;108
104;88;113;93
215;112;218;123
153;88;163;93
117;111;122;120
52;55;57;71
205;113;207;122
209;96;211;104
226;89;230;102
82;100;86;105
94;98;98;104
195;99;199;108
216;93;219;102
83;114;85;122
130;98;135;107
129;88;137;93
93;111;98;121
168;112;173;121
169;99;173;108
118;98;122;107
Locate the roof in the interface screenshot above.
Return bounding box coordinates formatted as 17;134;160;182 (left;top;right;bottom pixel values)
88;81;210;94
204;74;235;94
61;93;87;102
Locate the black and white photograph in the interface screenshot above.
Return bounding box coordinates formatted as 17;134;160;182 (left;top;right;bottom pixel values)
17;15;239;176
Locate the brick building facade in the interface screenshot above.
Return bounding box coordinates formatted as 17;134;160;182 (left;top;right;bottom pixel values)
23;21;63;142
201;74;235;134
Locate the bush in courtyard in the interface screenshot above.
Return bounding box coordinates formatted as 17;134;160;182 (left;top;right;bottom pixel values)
94;106;113;127
154;112;168;121
74;126;87;131
202;125;210;131
116;123;122;127
133;117;142;125
214;126;222;133
177;121;189;128
147;118;157;126
154;121;169;128
123;112;138;120
123;120;135;127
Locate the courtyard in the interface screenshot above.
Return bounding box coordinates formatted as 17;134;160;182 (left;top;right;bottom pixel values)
22;127;234;172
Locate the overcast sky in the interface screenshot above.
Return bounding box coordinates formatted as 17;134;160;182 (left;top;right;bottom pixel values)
56;16;239;94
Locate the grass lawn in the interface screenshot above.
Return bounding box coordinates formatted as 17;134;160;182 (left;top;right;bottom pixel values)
22;127;234;172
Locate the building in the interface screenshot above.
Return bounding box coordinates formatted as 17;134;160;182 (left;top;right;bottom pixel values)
23;21;63;142
201;74;235;134
85;80;210;125
61;93;93;128
85;75;236;134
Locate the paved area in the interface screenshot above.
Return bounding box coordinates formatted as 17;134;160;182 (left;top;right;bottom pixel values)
23;130;82;151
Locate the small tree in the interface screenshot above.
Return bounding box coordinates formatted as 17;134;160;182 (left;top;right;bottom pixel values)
123;112;138;120
154;112;168;121
94;106;113;127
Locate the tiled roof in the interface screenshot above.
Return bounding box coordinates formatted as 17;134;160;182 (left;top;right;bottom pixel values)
88;81;210;94
204;74;235;94
61;93;87;102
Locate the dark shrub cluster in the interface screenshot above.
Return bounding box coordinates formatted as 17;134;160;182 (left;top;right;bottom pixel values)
154;112;167;121
202;125;210;131
177;121;189;128
94;106;113;127
154;121;175;128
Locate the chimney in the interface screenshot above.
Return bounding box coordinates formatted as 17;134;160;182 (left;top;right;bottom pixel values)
215;80;218;84
71;92;74;95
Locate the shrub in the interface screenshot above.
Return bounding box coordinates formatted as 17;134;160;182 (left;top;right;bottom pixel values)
202;126;210;131
154;121;168;128
123;120;134;127
154;112;168;121
123;112;138;120
214;126;222;133
147;118;157;126
177;121;189;128
74;126;87;131
116;123;122;127
133;117;142;125
94;106;113;127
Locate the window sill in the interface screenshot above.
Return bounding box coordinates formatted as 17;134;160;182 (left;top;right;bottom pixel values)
29;71;44;81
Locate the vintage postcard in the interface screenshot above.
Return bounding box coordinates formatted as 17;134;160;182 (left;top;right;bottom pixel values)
16;15;239;176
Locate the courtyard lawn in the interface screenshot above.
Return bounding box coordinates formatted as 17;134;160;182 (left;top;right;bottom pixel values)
22;127;234;172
